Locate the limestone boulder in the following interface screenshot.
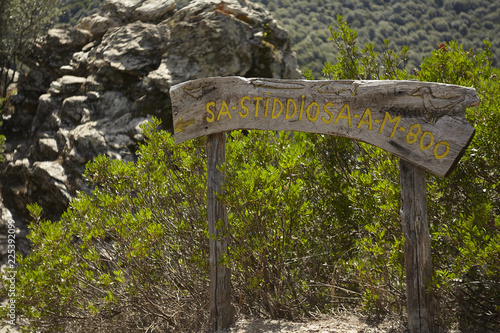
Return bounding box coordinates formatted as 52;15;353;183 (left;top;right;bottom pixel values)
133;0;176;22
29;161;72;217
147;0;299;93
61;96;91;125
77;14;121;38
94;22;169;76
36;138;60;161
46;28;93;51
77;0;175;38
49;75;87;96
93;91;132;119
30;94;62;134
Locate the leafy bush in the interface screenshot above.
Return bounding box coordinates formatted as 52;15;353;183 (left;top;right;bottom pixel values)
3;123;211;332
4;122;365;330
319;17;500;330
418;39;500;330
224;131;358;318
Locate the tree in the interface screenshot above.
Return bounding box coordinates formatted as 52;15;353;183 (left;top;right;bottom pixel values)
0;0;61;160
0;0;62;97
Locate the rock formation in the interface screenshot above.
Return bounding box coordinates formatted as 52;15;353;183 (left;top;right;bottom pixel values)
0;0;300;256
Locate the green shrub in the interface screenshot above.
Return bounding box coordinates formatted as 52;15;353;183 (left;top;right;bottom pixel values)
322;17;500;329
224;131;358;317
3;122;211;332
419;39;500;330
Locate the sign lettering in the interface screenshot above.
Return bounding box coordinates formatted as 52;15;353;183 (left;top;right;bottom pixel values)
170;77;479;177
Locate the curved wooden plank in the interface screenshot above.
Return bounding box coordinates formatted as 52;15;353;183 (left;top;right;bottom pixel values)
170;77;479;177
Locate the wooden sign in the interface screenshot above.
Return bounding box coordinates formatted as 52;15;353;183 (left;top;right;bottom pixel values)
169;76;480;332
170;76;479;177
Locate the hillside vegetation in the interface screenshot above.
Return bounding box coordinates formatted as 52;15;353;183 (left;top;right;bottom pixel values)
252;0;499;77
57;0;102;25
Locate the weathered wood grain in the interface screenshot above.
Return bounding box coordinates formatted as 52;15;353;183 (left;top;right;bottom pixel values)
170;77;479;177
206;133;233;331
400;160;436;333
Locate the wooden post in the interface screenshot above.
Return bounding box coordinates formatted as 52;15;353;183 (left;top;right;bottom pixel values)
206;132;233;332
399;159;435;333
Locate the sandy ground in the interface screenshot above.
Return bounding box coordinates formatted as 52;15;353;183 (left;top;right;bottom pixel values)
224;312;407;333
1;313;406;333
0;325;18;333
0;311;410;332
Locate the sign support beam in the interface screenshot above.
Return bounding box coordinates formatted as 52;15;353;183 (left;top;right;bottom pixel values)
400;159;436;333
206;132;233;331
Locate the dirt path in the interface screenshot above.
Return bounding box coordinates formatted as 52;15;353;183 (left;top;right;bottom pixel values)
1;311;408;332
225;312;407;333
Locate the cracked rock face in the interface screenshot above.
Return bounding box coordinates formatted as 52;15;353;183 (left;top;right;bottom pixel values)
0;0;300;257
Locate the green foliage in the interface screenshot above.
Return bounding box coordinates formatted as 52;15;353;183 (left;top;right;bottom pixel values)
320;17;500;329
322;15;409;80
252;0;500;78
418;39;500;330
0;0;62;57
3;120;211;331
57;0;103;26
306;19;411;315
5;121;361;330
224;131;357;317
418;40;494;86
